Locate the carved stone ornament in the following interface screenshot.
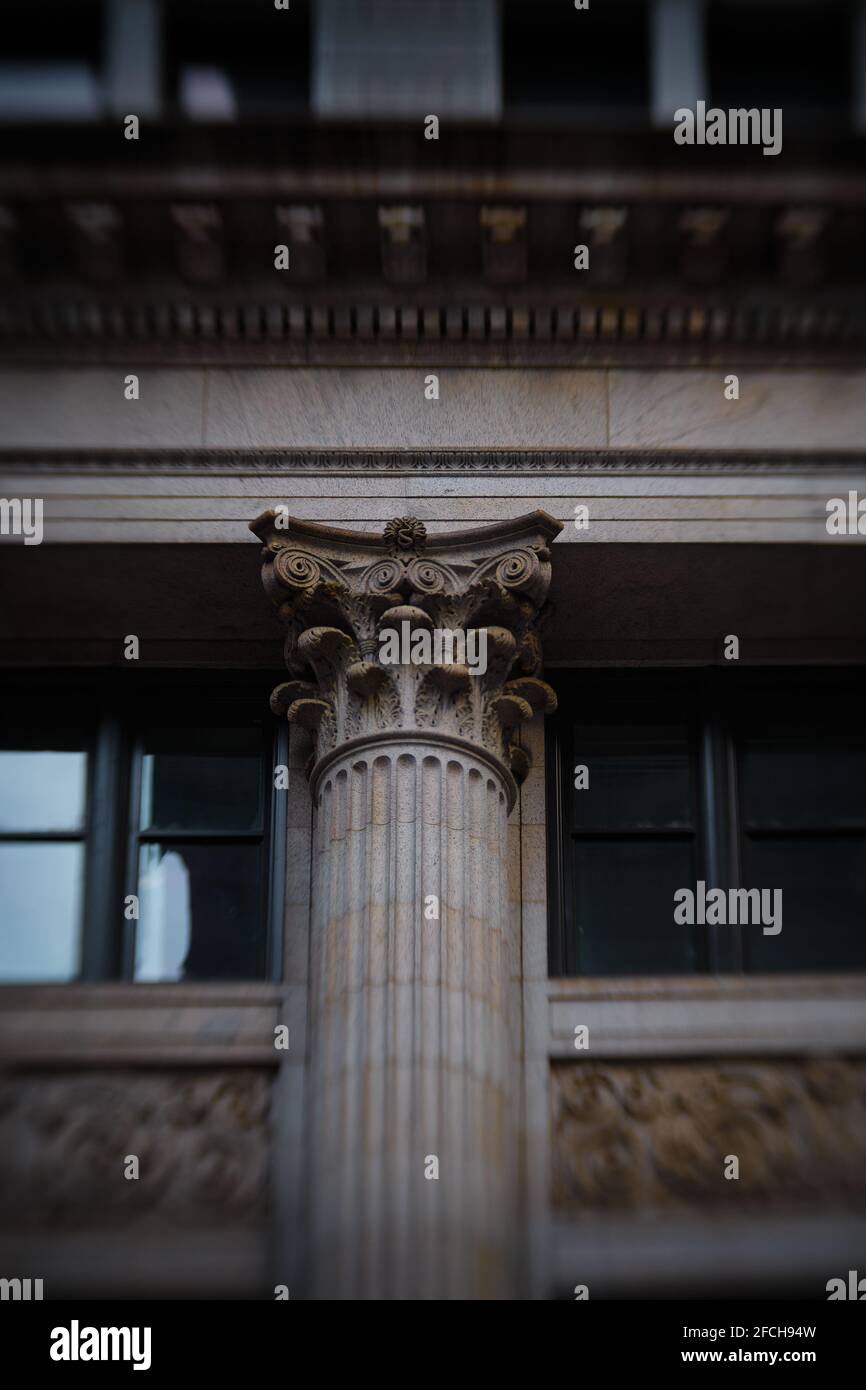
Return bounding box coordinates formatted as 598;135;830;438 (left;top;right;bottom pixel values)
0;1071;271;1230
383;514;427;554
551;1060;866;1217
250;510;563;803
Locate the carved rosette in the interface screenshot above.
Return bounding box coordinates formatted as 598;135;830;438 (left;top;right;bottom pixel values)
250;510;562;801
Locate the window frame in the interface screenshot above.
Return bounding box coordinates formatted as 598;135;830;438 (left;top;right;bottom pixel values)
0;670;288;985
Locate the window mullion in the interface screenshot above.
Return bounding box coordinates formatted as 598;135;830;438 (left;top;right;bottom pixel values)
121;732;145;981
697;698;719;972
698;672;742;973
80;710;126;981
722;684;745;973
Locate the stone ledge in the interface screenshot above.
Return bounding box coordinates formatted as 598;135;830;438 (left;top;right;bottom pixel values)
548;973;866;1058
0;983;284;1067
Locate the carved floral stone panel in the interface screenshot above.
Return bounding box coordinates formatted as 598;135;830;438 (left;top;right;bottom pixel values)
551;1059;866;1217
0;1070;271;1230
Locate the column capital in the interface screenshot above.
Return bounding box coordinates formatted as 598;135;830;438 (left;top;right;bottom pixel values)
250;510;563;804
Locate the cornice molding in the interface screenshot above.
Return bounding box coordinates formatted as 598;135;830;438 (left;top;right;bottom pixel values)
4;135;866;362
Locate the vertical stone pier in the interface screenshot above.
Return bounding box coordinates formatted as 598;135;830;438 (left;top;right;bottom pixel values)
251;510;562;1299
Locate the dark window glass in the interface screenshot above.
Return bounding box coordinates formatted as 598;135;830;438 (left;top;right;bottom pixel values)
707;1;851;117
1;0;103;63
746;838;866;973
573;839;699;974
553;682;700;975
572;720;692;831
140;726;263;833
736;687;866;972
503;0;649;120
739;715;866;830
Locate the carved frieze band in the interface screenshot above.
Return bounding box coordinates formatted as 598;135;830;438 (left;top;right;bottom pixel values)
0;1071;271;1230
8;449;866;474
551;1060;866;1217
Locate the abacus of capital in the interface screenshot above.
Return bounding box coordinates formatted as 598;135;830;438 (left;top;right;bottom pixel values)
251;508;563;1299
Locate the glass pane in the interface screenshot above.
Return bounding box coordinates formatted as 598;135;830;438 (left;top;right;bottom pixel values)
740;722;866;830
139;725;263;833
134;842;264;982
571;838;699;975
746;837;866;973
0;842;83;981
572;722;692;830
0;748;87;831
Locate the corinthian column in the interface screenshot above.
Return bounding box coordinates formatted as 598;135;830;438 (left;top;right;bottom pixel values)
251;509;562;1300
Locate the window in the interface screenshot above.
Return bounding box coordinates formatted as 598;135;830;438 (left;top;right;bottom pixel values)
0;674;287;984
547;668;866;977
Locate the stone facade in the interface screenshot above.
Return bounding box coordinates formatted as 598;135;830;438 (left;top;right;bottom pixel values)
2;1;866;1302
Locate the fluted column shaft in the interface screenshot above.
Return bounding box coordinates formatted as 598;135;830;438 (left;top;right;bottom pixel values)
310;737;511;1298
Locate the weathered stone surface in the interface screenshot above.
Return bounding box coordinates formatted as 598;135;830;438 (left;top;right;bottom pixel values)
0;369;204;447
209;368;608;448
609;369;866;450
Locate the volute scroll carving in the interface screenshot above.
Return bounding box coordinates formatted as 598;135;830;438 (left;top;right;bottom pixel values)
251;510;563;793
